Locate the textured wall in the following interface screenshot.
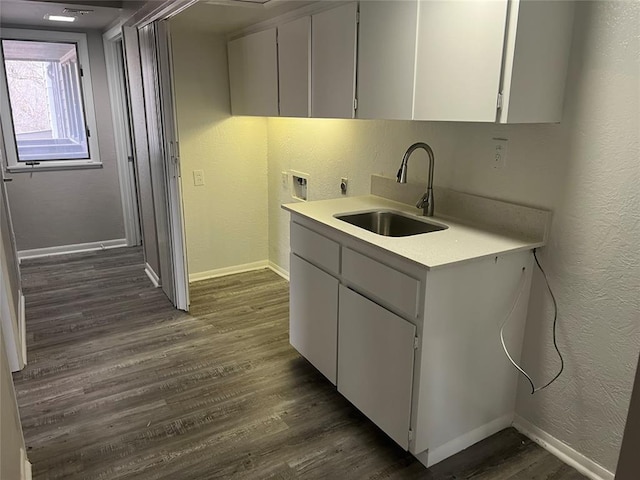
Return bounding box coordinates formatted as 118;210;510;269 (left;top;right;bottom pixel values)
4;30;125;251
267;1;639;472
267;118;457;272
171;28;269;277
510;2;640;472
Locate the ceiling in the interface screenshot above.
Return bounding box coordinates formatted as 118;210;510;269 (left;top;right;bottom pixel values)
0;0;122;30
170;0;314;35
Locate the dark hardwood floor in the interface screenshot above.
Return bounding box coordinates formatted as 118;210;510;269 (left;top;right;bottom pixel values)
13;247;586;480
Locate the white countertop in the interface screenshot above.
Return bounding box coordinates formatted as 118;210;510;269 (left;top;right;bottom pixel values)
282;195;545;270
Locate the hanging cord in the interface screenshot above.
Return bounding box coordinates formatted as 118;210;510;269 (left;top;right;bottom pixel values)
500;248;564;394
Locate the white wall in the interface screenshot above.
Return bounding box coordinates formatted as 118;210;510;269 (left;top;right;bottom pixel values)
510;1;639;473
4;29;126;251
171;28;269;279
266;0;639;473
267;118;457;272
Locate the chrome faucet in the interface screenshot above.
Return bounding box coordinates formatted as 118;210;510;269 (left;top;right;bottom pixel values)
396;142;435;217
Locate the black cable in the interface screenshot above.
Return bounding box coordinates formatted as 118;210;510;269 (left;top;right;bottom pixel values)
499;248;565;394
530;248;564;393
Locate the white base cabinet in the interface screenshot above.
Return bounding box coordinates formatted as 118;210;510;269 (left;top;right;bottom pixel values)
289;215;534;467
289;253;338;385
338;285;416;449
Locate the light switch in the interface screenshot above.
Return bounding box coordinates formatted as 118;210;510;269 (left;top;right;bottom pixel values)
193;169;205;186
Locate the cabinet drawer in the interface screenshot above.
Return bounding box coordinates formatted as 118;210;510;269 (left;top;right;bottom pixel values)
291;222;340;275
342;247;420;318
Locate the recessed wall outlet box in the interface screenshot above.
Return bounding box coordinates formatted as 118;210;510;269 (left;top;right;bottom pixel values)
492;138;508;169
290;170;309;201
340;177;348;194
193;169;205;186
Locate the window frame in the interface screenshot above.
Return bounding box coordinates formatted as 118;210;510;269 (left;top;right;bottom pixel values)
0;28;101;172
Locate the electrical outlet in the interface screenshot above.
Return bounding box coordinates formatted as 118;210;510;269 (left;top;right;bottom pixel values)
193;169;205;186
281;171;288;188
340;177;348;194
492;138;508;169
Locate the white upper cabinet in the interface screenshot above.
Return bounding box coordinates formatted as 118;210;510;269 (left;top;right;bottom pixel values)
357;0;418;120
277;16;311;118
413;0;509;122
499;0;575;123
227;28;279;116
311;2;358;119
227;0;573;123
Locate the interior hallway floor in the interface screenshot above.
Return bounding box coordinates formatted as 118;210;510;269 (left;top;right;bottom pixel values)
12;247;587;479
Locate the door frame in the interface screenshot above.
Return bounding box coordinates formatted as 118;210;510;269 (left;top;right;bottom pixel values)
0;136;26;372
104;26;142;247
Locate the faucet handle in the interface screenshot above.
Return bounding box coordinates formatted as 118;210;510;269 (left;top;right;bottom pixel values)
416;192;429;209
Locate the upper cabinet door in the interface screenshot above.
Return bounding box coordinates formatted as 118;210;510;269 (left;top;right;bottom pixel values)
413;0;508;122
227;28;279;116
357;0;418;120
311;3;358;119
499;0;575;123
278;16;311;118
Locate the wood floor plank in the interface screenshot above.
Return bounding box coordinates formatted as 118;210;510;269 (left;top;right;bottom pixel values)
12;247;587;479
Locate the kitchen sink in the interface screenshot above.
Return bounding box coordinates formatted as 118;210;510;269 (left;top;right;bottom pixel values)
335;210;447;237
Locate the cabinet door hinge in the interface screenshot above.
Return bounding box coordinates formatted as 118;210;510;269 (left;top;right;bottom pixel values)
79;66;84;77
497;92;504;109
408;428;414;442
86;128;91;138
353;98;358;111
413;336;419;349
356;10;360;24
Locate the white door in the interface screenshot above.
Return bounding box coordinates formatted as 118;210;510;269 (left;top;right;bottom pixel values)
278;16;311;117
104;30;143;248
338;285;416;449
156;21;189;311
137;22;189;311
311;2;358;118
413;0;508;122
228;29;279;116
289;254;339;385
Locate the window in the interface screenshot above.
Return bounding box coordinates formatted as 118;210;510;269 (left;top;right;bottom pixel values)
0;29;100;171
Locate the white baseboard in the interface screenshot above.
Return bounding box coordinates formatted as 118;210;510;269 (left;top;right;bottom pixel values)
513;415;614;480
20;448;31;480
18;238;127;261
268;262;289;281
19;291;26;365
415;414;513;467
144;263;160;288
189;260;269;283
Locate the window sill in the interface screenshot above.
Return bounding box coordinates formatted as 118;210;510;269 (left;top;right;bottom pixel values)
7;162;103;173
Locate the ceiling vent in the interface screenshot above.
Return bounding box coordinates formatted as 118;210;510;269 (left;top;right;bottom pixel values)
203;0;272;6
62;8;94;15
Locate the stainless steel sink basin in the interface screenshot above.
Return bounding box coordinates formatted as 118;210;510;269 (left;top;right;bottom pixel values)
335;210;447;237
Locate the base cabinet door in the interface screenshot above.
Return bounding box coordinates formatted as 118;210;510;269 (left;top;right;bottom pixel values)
337;285;416;449
289;253;339;384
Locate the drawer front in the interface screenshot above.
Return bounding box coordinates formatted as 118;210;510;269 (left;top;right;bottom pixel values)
342;247;420;318
290;221;340;275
